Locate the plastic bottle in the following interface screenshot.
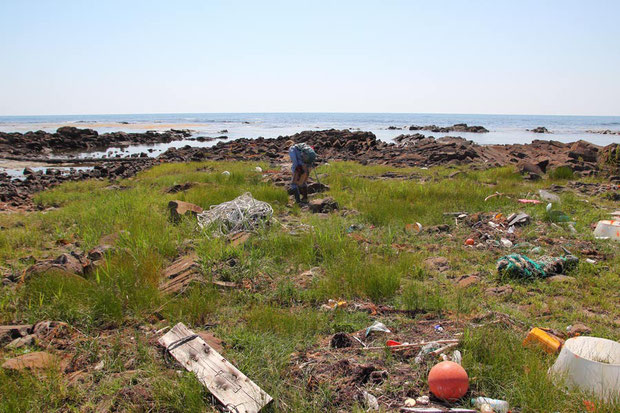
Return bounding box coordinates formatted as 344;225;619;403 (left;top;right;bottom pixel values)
472;397;509;413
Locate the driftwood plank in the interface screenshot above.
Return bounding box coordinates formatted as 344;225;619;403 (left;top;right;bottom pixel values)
159;323;272;413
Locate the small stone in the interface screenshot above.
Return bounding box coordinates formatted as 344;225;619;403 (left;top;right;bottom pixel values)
6;334;35;349
404;398;416;407
456;275;481;288
486;285;513;297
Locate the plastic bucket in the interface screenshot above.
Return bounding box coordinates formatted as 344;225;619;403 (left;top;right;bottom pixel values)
549;336;620;401
593;220;620;241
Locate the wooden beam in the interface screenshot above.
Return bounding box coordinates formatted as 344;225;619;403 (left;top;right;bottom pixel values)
159;323;272;413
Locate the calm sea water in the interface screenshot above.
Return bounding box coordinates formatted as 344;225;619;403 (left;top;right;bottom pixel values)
1;113;619;148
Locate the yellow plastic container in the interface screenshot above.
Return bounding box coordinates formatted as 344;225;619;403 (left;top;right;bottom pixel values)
523;327;562;354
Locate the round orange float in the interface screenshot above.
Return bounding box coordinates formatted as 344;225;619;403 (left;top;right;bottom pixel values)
428;361;469;401
464;238;475;246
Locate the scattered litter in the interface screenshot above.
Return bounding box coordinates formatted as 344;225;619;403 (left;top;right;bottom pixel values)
518;199;542;204
550;336;620;401
255;166;263;173
497;253;578;279
404;398;417;407
585;258;597;264
507;212;530;226
416;395;430;405
221;170;230;176
434;324;444;333
464;238;474;246
472;397;509;413
484;192;507;202
545;203;572;223
539;189;561;203
365;321;391;337
523;327;562;354
363;391;379;411
428;361;469;401
159;322;273;412
500;238;513;248
386;340;403;347
321;299;348;311
405;222;423;233
593;220;620;241
346;224;364;233
197;192;273;235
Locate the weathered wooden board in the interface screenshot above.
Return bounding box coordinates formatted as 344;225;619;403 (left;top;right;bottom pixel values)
159;323;272;413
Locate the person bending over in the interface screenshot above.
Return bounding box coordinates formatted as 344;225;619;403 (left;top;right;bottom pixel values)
288;141;316;204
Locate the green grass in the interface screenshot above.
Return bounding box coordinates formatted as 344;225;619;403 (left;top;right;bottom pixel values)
0;160;618;412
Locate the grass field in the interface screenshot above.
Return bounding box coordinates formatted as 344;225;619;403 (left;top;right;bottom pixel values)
0;161;618;412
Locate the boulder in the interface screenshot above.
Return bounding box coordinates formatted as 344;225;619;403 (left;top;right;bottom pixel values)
309;197;339;213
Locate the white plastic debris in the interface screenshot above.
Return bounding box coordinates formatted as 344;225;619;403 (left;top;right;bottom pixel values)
363;391;379;411
539;189;560;203
593;220;620;241
500;238;513;248
416;395;430;405
549;336;620;401
255;166;263;173
365;321;391;337
221;170;231;177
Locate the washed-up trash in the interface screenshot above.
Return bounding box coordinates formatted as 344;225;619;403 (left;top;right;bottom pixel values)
415;342;445;364
221;170;231;176
404;398;417;407
566;323;592;337
497;253;578;279
416;395;430;405
550;336;620;401
545;203;572;223
500;238;513;248
406;222;423;233
346;224;364;233
472;397;509;413
365;321;391;337
593;220;620;241
197;192;273;235
363;391;379;411
586;258;597;264
464;238;475;246
428;361;469;401
507;212;530;226
539;189;561;203
402;409;477;413
159;323;273;412
519;199;542;204
255;166;263;173
386;340;403;347
523;327;562;354
434;324;444;333
321;299;348;311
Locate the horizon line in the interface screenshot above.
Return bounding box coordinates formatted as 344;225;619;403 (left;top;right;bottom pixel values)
1;111;620;118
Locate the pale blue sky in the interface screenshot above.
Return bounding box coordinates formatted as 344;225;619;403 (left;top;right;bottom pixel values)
1;1;619;116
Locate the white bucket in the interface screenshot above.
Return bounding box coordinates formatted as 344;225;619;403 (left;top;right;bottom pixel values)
593;220;620;241
549;336;620;401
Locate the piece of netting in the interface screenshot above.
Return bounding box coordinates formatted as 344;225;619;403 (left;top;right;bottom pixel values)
197;192;273;236
497;253;578;279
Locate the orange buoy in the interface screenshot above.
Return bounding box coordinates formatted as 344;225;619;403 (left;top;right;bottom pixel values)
464;238;475;246
428;361;469;401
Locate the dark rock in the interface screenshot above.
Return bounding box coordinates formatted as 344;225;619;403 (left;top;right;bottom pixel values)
330;332;353;348
309;197;339;213
527;126;551;133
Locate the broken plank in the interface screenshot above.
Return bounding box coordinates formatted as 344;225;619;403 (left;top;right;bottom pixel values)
159;323;272;413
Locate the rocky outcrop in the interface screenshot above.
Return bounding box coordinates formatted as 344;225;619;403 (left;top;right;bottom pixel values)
0;127;192;157
527;127;551;133
408;123;489;133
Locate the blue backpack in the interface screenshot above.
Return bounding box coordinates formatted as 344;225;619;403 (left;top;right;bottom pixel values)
294;143;317;165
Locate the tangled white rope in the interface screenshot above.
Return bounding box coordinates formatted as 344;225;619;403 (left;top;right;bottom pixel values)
197;192;273;235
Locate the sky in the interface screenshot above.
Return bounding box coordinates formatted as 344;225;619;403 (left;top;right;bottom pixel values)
1;1;619;116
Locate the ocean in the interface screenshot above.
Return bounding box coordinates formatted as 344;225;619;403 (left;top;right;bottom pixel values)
1;112;619;148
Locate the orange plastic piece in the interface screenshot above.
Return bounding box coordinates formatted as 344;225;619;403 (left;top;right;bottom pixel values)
386;340;402;347
523;327;562;354
464;238;475;246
